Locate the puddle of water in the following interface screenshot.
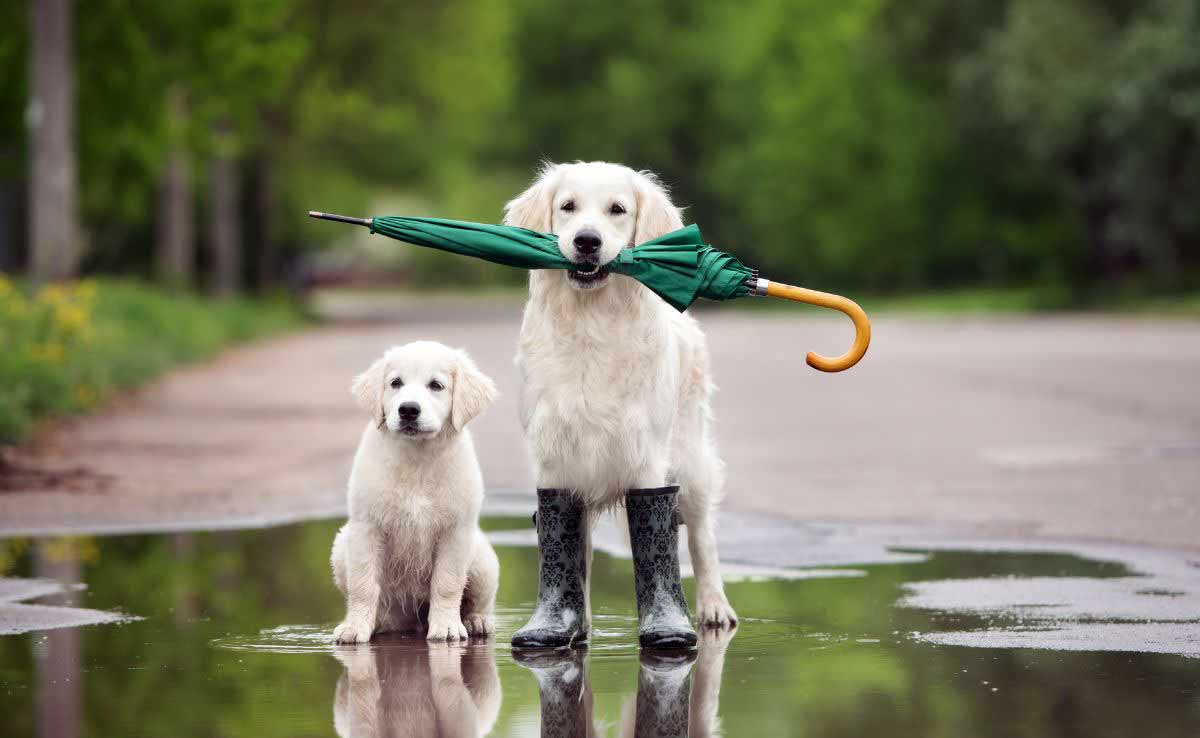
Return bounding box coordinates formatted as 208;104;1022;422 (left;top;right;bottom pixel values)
0;520;1197;737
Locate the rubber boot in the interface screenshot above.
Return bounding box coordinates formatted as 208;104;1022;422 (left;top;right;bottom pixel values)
626;486;698;649
512;488;589;648
513;648;594;738
634;651;696;738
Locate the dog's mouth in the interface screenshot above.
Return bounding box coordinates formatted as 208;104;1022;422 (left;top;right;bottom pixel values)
567;263;610;288
398;423;434;437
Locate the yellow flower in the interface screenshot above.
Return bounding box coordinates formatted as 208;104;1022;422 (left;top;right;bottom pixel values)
54;303;90;335
36;283;70;306
75;279;98;302
39;537;100;566
74;385;97;408
31;341;65;364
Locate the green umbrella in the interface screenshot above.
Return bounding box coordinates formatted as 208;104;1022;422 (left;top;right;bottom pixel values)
309;211;870;372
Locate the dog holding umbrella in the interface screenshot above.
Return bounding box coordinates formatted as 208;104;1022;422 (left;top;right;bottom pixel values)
311;160;870;649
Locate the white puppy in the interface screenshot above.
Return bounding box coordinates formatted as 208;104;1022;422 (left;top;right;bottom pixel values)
332;341;500;643
506;161;737;626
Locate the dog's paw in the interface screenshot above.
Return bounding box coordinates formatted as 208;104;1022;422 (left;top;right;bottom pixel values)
463;613;494;636
698;620;738;649
426;615;469;641
333;620;372;644
696;592;738;628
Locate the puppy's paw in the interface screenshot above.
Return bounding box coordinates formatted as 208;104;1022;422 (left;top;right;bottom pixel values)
333;620;372;644
463;613;494;636
426;615;469;641
696;591;738;628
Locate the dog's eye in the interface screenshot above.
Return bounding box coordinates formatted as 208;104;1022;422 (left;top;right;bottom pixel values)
390;377;403;389
609;203;626;215
428;380;444;392
560;200;575;212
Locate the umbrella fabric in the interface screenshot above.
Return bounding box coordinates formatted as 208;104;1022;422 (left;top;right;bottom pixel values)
369;216;753;311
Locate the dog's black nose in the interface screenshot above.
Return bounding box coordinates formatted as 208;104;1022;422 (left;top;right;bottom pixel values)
398;402;421;420
573;229;601;255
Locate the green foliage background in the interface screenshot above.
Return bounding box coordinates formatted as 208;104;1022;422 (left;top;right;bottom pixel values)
2;0;1198;294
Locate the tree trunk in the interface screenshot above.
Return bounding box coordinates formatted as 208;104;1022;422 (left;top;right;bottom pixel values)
28;0;81;281
209;122;240;297
255;147;277;292
35;541;82;738
157;88;194;287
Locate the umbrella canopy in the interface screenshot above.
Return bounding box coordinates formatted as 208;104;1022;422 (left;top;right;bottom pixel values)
309;211;869;372
364;215;752;312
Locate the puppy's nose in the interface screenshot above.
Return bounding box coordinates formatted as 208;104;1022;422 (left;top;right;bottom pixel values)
397;402;421;420
573;229;601;255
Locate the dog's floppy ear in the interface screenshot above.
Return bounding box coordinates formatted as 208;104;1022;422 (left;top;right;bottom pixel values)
504;163;560;232
351;356;389;422
450;350;498;431
633;170;685;244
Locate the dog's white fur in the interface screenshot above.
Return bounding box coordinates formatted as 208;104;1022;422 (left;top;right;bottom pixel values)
506;161;737;626
333;643;500;738
332;341;500;643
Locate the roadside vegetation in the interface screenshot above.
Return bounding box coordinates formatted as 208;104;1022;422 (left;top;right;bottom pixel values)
0;277;304;444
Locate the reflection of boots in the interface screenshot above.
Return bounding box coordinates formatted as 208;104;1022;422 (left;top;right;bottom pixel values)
635;651;697;738
627;487;697;649
514;648;594;738
512;489;589;648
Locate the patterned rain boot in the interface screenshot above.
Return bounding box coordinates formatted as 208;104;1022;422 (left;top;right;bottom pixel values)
626;486;698;649
513;647;594;738
512;488;589;648
634;651;697;738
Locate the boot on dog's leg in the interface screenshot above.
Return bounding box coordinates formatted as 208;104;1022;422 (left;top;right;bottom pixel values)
512;488;589;648
635;650;697;738
627;486;698;650
514;648;594;737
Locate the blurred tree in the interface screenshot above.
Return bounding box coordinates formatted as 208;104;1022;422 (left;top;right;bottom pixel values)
209;119;240;296
28;0;81;281
4;0;1197;295
157;87;194;286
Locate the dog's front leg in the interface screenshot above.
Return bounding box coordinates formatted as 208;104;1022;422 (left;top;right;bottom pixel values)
427;644;478;735
334;521;382;644
332;647;381;738
427;526;472;641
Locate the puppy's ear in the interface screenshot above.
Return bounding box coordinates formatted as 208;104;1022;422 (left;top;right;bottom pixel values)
450;351;498;431
633;170;685;244
504;163;560;232
351;356;389;419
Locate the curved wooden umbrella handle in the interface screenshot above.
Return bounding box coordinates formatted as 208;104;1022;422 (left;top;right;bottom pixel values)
763;281;871;372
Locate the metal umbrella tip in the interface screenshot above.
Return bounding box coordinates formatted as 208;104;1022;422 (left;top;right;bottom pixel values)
307;211;372;227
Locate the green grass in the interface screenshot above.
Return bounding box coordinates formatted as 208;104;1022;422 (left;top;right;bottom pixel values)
0;277;307;445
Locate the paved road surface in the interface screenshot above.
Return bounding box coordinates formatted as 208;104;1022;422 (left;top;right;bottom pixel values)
2;293;1198;550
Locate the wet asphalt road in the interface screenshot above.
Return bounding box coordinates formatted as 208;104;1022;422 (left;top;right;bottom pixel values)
2;292;1198;549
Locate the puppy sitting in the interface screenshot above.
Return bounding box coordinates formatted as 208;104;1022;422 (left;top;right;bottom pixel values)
332;341;500;643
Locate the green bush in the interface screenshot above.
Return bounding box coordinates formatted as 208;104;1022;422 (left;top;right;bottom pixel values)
0;277;304;444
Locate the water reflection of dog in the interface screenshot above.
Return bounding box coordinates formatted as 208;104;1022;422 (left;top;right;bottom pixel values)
517;626;735;738
333;638;500;738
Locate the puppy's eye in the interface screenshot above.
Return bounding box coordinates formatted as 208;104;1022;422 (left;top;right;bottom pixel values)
609;203;626;215
390;377;403;389
428;380;444;392
560;200;575;212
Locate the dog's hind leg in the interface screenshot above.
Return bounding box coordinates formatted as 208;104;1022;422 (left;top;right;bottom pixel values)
462;529;498;636
678;451;737;628
331;524;349;595
333;521;383;644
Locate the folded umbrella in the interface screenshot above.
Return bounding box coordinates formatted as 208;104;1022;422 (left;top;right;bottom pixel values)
309;212;870;372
